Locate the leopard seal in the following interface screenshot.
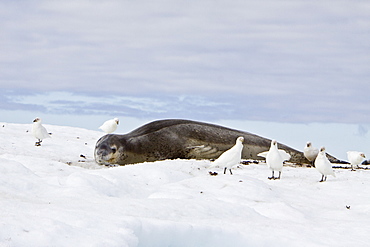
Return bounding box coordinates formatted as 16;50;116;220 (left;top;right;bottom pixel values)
94;119;342;166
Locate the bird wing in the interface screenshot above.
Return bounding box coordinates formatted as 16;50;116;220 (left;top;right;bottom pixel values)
99;121;109;130
278;150;291;161
33;125;51;139
211;147;242;168
324;160;336;176
257;151;269;158
214;147;238;163
42;126;51;138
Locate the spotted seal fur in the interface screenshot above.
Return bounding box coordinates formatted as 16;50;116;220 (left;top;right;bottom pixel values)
94;119;342;166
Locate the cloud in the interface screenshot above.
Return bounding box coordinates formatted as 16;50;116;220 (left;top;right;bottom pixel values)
3;91;232;120
0;90;47;112
1;1;370;124
2;89;370;125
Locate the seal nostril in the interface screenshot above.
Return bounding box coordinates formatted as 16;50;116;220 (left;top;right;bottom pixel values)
111;147;117;154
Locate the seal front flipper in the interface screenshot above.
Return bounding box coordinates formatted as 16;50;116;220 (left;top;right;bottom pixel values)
186;144;222;159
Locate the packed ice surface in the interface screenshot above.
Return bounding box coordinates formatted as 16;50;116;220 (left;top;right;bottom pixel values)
0;122;369;246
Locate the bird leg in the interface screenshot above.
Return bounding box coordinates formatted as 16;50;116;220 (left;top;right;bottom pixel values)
223;167;233;175
311;160;315;168
275;171;281;180
319;175;325;182
35;139;42;146
268;171;274;180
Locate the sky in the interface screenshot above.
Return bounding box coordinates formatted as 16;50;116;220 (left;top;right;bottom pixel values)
1;1;370;159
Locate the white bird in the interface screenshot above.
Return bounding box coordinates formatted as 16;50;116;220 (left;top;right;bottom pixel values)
32;117;51;146
258;139;291;180
209;136;244;175
99;118;119;133
347;151;366;171
304;141;319;166
314;147;336;182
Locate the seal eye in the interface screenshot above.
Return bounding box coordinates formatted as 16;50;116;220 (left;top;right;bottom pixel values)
111;147;117;154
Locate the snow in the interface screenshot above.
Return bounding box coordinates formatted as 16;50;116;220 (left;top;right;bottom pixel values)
0;122;369;246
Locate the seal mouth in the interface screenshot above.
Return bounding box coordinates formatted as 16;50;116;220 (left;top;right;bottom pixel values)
95;151;118;164
96;158;117;166
95;159;109;165
94;144;123;165
94;149;113;164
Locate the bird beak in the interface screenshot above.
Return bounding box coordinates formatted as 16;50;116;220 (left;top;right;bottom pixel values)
33;119;37;122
